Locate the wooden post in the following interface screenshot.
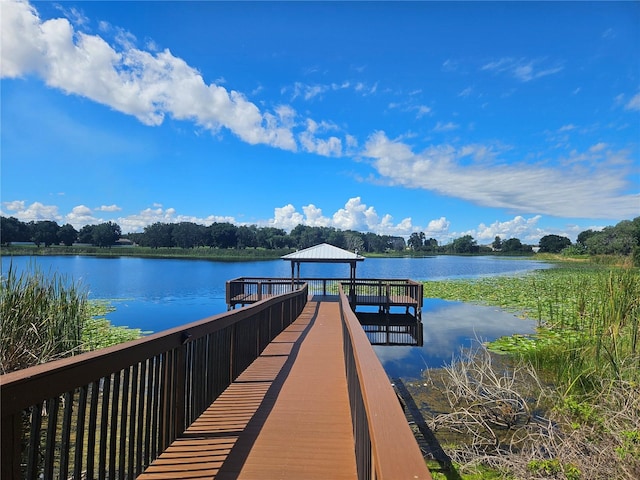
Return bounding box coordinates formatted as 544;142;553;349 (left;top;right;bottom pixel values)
1;413;21;480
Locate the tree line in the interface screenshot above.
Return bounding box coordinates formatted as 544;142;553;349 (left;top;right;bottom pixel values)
0;218;405;253
1;216;638;259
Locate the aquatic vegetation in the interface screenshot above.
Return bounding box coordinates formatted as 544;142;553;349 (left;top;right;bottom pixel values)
423;265;640;389
0;264;142;373
0;264;86;373
420;263;640;478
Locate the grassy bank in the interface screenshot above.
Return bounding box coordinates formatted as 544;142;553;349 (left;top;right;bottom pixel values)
420;262;640;479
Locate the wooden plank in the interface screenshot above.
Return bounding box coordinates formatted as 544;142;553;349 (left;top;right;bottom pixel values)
137;300;357;480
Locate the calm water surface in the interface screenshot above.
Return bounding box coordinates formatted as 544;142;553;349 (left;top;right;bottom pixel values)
2;255;550;379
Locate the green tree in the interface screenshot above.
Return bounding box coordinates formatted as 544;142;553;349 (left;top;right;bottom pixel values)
30;220;60;247
78;225;95;244
172;222;205;248
0;216;30;245
208;222;237;249
502;237;524;253
289;225;324;249
142;222;174;248
452;235;478;254
344;231;364;253
58;223;78;246
539;234;572;253
236;225;259;249
426;238;438;252
492;235;502;251
408;232;425;251
256;227;288;249
92;222;121;248
389;236;407;251
577;229;597;247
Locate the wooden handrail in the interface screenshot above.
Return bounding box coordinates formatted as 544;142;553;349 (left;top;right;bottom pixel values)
1;286;308;480
339;284;431;480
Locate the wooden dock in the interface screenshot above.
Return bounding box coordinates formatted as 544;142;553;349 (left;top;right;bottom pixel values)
137;299;358;479
2;281;431;480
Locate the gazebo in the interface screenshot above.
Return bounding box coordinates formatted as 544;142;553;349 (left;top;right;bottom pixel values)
281;243;365;288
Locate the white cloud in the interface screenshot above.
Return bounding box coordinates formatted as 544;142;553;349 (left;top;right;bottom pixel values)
66;205;98;227
266;197;415;236
1;0;297;151
415;105;431;118
589;142;607;153
288;80;375;102
481;57;563;82
363;131;639;219
116;206;235;233
301;204;330;227
0;201;62;222
625;92;640;111
558;124;576;133
424;217;450;237
433;121;459;133
298;119;343;157
96;204;122;212
269;204;305;230
332;197;380;231
474;215;544;243
2;200;26;212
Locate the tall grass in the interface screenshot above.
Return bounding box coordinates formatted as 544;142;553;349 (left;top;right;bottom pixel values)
423;265;640;392
0;264;87;373
521;269;639;391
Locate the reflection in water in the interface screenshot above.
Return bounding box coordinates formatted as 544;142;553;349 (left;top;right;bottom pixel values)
358;312;424;346
373;298;536;380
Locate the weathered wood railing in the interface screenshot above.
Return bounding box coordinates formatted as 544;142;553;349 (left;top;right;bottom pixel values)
339;284;432;480
1;286;308;480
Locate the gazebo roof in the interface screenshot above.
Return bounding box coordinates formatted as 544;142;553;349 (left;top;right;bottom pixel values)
281;243;365;263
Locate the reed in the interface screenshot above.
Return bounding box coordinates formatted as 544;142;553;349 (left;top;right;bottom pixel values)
0;263;87;373
423;265;640;393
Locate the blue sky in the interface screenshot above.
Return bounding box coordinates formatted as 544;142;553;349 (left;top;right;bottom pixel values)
2;0;638;244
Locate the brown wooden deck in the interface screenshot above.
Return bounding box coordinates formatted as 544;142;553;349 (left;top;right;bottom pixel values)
137;298;357;479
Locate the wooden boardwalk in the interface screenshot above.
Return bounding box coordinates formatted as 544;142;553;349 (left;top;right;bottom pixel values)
137;298;357;479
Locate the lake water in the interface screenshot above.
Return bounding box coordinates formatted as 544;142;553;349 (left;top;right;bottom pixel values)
2;254;550;379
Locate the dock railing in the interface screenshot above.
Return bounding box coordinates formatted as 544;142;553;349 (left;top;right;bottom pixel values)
227;277;423;318
1;286;308;480
339;284;432;480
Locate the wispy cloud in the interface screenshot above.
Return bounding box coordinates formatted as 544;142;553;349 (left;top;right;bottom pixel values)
481;57;564;82
624;92;640;111
433;121;459;133
363;132;639;219
287;80;376;102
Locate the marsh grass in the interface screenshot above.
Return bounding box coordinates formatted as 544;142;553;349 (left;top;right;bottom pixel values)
1;264;143;374
421;263;640;478
423;265;640;392
1;264;87;373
